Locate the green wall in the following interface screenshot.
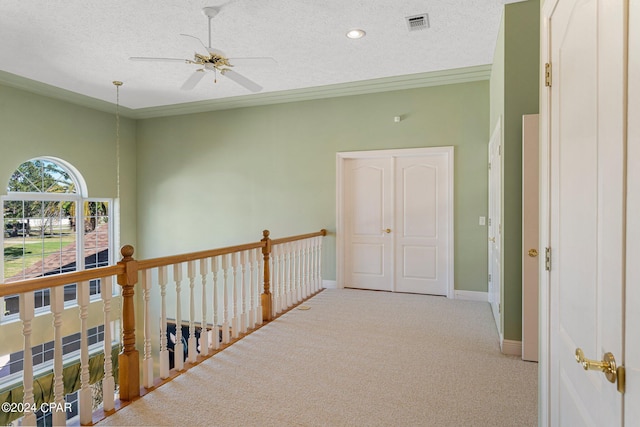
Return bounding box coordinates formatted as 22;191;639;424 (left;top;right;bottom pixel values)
0;83;137;354
0;84;138;246
136;81;490;293
489;0;540;341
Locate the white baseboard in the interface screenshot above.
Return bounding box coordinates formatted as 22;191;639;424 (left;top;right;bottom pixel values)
454;290;488;302
501;339;522;357
322;280;337;289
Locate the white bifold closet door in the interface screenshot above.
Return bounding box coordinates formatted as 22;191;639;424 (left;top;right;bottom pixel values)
342;148;453;296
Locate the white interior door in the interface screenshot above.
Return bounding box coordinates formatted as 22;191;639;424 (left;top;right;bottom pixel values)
522;114;539;362
547;0;626;424
339;148;453;296
394;154;452;295
625;0;640;421
488;120;502;333
343;157;393;291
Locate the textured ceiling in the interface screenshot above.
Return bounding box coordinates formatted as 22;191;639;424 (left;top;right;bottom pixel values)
0;1;516;112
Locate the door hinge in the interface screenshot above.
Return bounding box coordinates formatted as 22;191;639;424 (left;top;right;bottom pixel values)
617;365;626;394
488;218;492;226
488;273;492;282
545;62;552;87
545;247;552;271
498;303;501;314
488;161;491;170
498;145;502;155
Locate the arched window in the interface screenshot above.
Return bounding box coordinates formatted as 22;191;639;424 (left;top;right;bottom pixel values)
1;157;113;319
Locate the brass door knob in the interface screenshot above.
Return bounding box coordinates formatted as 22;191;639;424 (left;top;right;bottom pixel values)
383;228;391;234
575;348;618;384
528;249;538;257
488;237;495;243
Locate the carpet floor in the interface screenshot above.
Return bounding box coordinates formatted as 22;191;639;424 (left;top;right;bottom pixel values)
97;288;537;427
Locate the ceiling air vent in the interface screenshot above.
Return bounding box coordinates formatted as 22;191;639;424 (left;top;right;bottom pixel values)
406;14;430;31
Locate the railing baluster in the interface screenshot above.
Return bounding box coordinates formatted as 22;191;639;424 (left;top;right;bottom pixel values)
256;247;264;325
141;270;153;388
101;276;115;411
187;261;197;363
294;243;299;303
299;240;305;300
173;263;184;371
211;256;221;350
232;252;240;339
240;251;248;334
20;292;36;426
78;280;91;424
306;238;313;297
158;266;170;379
278;243;285;313
50;286;65;426
290;243;297;310
317;236;323;291
200;258;210;356
313;236;320;292
277;244;283;315
284;243;291;311
271;244;280;316
290;242;300;305
317;236;322;291
248;249;256;328
221;254;230;344
309;238;316;292
297;241;304;301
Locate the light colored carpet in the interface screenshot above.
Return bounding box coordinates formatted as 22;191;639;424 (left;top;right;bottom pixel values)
98;289;537;427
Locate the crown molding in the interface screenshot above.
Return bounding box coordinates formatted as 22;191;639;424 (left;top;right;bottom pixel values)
0;64;491;120
0;70;137;118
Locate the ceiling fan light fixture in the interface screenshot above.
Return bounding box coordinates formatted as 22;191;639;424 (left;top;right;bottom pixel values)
346;29;366;39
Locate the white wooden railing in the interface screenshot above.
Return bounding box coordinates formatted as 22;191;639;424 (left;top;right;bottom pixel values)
0;229;326;426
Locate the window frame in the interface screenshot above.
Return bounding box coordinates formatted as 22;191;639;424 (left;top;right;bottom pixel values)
1;158;115;323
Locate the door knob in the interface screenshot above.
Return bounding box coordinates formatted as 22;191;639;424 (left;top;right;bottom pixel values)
575;348;621;387
488;237;495;243
383;228;391;234
528;249;538;257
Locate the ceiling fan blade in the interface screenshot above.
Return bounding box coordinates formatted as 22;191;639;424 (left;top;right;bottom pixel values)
130;56;188;62
221;69;262;93
228;57;277;67
180;70;206;90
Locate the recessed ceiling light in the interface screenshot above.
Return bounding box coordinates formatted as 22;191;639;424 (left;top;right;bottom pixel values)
346;29;366;39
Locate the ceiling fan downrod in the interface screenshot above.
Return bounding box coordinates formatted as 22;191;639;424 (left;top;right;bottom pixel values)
202;6;219;49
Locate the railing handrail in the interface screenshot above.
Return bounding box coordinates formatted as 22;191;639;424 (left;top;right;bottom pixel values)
271;229;327;246
137;242;265;270
0;229;327;298
0;265;124;298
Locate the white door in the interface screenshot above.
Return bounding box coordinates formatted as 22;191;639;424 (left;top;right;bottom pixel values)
343;157;393;291
522;114;539;362
394;154;451;295
339;148;453;296
625;0;640;422
488;120;502;333
547;0;626;424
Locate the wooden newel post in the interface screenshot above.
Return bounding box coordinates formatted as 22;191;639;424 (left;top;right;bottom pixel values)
117;245;140;401
261;230;273;322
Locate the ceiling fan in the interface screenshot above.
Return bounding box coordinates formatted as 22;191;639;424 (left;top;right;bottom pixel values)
130;6;275;92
